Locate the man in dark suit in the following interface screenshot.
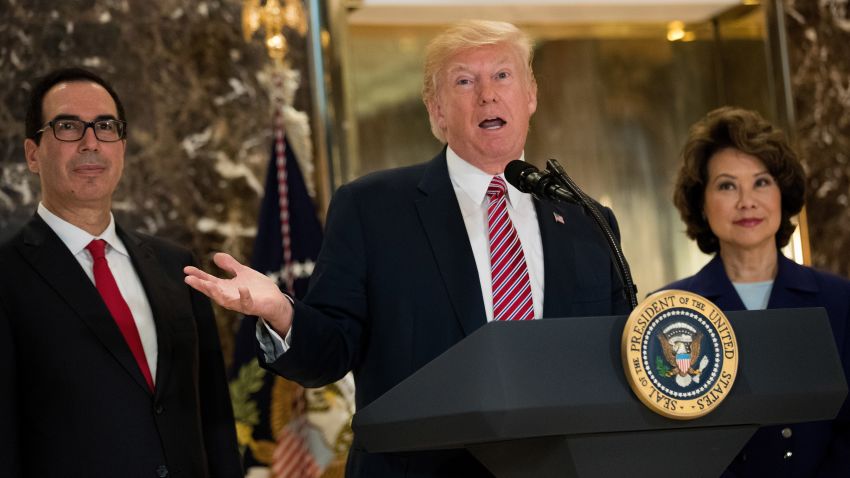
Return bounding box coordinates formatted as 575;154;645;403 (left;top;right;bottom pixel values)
0;68;242;478
185;20;628;477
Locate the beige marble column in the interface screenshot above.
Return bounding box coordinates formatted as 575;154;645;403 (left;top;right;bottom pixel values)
784;0;850;276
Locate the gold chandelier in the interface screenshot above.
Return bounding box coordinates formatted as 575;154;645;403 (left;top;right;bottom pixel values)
242;0;308;62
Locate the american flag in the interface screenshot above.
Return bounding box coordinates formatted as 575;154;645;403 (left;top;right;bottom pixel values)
553;212;564;224
271;388;321;478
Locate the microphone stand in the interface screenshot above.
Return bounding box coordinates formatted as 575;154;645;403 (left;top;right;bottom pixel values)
545;159;638;310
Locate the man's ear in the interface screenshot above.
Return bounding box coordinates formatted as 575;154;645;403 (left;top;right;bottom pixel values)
527;78;538;115
427;98;446;132
24;138;40;174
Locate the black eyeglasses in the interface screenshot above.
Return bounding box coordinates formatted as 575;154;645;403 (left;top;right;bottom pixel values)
36;118;127;142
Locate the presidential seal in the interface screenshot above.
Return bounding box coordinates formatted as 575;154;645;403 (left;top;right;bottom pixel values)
622;290;738;419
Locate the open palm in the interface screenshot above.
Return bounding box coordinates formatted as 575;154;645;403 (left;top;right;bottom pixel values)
184;252;292;333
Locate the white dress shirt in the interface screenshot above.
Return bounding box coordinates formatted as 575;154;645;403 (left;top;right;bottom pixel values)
38;203;158;382
446;146;544;321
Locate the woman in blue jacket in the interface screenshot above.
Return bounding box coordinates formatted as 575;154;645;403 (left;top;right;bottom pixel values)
662;106;850;477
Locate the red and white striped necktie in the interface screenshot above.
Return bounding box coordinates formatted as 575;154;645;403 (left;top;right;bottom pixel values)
487;176;534;321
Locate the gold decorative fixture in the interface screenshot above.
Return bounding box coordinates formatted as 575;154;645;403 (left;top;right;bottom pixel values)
242;0;308;62
666;20;695;42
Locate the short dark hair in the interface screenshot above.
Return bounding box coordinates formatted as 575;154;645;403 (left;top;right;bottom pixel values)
25;67;126;144
673;106;806;254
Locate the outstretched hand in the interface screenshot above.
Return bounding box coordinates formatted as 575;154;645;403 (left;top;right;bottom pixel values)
184;252;293;335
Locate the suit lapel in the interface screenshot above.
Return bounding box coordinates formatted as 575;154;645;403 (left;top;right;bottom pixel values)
688;255;747;311
17;215;152;393
535;200;577;317
119;227;175;398
767;254;819;309
415;151;487;336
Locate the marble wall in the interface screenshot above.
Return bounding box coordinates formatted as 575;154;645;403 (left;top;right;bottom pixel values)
0;0;311;361
785;0;850;277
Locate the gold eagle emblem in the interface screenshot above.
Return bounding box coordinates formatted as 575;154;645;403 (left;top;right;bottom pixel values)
658;331;703;377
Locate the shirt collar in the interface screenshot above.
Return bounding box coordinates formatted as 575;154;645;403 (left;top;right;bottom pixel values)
37;202;128;257
445;145;527;207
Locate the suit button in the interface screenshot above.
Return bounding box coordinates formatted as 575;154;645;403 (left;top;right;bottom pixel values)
781;427;792;438
784;451;793;460
156;465;169;477
155;405;164;415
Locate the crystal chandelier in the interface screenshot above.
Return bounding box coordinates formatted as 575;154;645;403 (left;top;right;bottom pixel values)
242;0;308;62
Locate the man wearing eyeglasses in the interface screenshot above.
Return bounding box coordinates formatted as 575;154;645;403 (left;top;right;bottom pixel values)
0;68;242;478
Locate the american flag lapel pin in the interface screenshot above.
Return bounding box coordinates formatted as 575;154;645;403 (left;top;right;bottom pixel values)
553;212;564;224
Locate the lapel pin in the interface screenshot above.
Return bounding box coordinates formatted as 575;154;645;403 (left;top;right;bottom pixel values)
553;212;564;224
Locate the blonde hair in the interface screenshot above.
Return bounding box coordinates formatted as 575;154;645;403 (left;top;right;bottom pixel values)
422;20;535;142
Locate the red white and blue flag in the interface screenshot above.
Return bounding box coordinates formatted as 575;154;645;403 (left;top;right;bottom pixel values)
229;108;326;477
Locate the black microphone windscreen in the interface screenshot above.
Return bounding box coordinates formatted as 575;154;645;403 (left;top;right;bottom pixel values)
504;160;536;191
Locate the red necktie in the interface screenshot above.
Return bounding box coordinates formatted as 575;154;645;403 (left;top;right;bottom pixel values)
487;176;534;321
86;239;154;392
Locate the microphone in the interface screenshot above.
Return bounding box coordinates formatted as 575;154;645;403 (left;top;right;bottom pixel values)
504;160;578;204
507;158;639;309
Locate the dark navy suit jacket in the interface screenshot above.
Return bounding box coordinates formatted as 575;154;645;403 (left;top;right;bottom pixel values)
262;151;630;477
663;253;850;477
